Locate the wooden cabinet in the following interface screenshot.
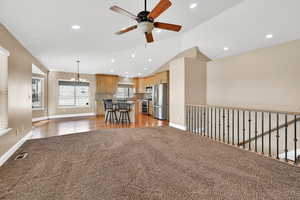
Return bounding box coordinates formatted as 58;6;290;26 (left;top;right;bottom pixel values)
133;78;145;93
138;78;144;93
96;74;119;116
96;74;118;94
160;71;169;83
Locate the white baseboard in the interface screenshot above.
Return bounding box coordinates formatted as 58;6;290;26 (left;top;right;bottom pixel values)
32;113;96;122
0;128;12;137
169;122;186;131
48;113;96;119
0;131;33;167
32;116;49;122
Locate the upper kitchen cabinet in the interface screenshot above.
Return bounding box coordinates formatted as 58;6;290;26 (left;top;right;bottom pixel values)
160;71;169;84
96;74;119;94
133;78;145;93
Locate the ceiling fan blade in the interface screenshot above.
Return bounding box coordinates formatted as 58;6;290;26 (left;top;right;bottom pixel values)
115;25;138;35
145;32;154;43
148;0;172;20
154;22;182;32
110;5;138;21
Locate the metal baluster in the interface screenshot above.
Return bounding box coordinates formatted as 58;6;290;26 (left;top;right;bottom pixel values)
262;112;264;154
215;108;217;140
197;106;200;135
195;106;197;134
219;108;221;141
227;109;230;144
255;112;258;152
276;113;279;159
191;106;193;133
185;105;187;131
285;114;288;161
223;109;225;143
190;106;193;133
204;107;206;136
207;107;210;137
294;115;297;165
249;111;251;150
189;106;192;133
192;106;194;133
191;106;194;133
243;110;245;149
237;110;240;145
211;108;213;139
200;107;203;135
232;110;235;145
187;105;189;132
269;113;272;157
193;106;196;133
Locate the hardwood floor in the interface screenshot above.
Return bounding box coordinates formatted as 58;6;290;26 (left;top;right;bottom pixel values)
32;114;168;138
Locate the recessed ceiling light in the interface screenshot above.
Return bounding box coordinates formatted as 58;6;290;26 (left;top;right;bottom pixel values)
111;59;115;63
72;25;81;30
131;53;135;58
190;3;197;9
148;58;152;62
144;67;148;70
266;34;273;39
224;47;229;51
138;73;142;76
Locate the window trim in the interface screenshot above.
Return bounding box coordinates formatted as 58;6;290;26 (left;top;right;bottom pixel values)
57;79;91;108
32;77;45;110
0;47;9;130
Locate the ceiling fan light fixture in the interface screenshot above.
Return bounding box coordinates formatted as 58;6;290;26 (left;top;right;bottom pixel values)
138;22;154;34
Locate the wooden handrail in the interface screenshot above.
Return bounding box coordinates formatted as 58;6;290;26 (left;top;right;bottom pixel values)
186;104;300;116
238;117;300;146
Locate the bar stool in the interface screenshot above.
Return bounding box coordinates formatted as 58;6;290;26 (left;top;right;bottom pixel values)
118;102;131;123
103;99;118;123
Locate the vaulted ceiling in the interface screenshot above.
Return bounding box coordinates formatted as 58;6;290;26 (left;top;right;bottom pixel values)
1;0;300;77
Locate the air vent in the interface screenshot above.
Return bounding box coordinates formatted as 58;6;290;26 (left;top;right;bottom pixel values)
15;152;28;160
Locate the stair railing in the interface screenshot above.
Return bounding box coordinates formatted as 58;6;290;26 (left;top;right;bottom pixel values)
185;104;299;165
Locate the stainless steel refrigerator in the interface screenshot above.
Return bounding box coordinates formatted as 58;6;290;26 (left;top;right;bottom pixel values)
152;83;168;120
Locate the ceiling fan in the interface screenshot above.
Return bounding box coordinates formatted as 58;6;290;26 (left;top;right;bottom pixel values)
110;0;182;43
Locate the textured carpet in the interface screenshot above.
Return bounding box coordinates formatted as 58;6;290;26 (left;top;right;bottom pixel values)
0;127;300;200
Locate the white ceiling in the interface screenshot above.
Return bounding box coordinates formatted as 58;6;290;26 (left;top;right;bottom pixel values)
2;0;300;77
181;0;300;60
0;0;243;76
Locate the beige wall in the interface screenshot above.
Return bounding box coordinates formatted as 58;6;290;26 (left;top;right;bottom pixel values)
185;58;207;105
0;23;47;157
32;73;48;119
48;71;96;116
169;57;208;128
207;39;300;112
169;58;185;127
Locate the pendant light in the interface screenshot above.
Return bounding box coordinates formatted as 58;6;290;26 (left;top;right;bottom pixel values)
76;58;80;84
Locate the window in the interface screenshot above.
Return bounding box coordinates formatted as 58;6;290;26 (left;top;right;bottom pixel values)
0;48;9;130
58;81;90;107
32;78;44;109
116;85;133;99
